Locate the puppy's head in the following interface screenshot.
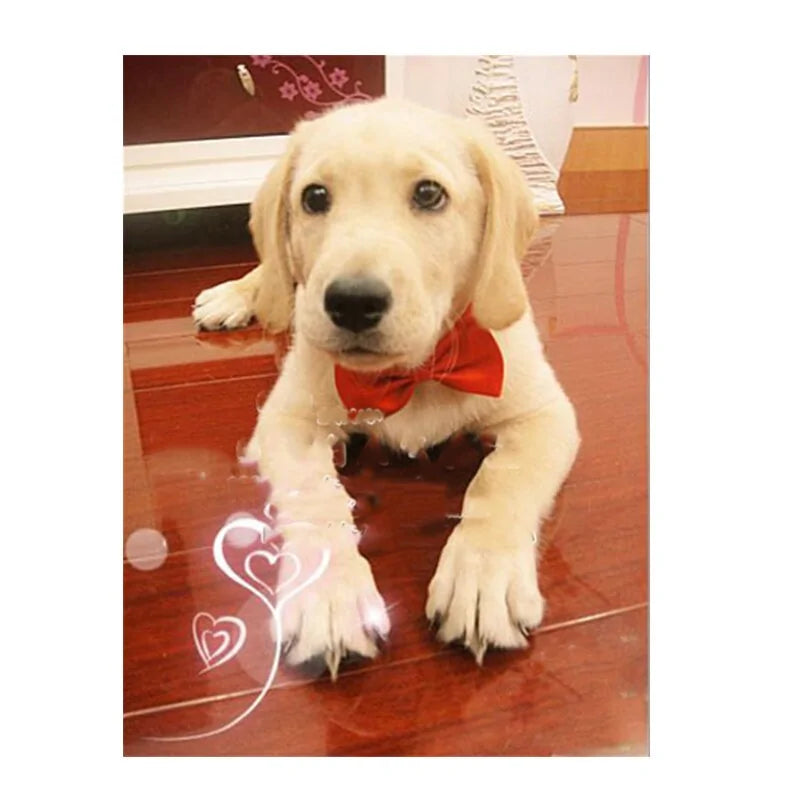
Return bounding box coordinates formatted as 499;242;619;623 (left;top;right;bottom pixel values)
250;99;537;371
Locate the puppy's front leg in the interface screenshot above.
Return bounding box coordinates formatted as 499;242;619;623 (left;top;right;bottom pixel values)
426;396;579;662
249;404;389;678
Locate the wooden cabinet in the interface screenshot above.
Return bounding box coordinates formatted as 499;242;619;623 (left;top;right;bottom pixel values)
123;55;386;145
123;55;392;213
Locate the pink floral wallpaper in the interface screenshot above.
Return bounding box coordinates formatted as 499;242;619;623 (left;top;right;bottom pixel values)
250;55;374;117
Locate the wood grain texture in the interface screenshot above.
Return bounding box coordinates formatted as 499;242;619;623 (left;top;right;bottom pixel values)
558;128;649;214
123;212;649;755
125;607;648;756
561;128;648;172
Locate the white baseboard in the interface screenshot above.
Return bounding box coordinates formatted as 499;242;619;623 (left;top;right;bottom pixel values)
124;134;287;214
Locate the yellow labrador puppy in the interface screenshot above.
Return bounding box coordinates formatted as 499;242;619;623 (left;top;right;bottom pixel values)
193;98;579;675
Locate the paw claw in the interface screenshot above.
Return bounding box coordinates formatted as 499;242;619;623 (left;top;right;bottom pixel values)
468;635;488;665
426;533;544;662
325;648;342;681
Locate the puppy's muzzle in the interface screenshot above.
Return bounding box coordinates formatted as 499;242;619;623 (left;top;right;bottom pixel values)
324;277;392;333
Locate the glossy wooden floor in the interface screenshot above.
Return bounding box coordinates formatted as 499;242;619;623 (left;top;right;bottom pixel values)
123;212;648;756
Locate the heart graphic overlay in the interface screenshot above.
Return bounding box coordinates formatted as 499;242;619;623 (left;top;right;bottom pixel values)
201;629;230;663
148;514;331;742
244;549;303;598
192;613;247;674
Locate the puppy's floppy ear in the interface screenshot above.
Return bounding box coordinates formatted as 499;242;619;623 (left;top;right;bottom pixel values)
464;120;539;330
249;136;300;333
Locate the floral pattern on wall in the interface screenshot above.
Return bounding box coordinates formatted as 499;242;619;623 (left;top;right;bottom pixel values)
250;55;375;119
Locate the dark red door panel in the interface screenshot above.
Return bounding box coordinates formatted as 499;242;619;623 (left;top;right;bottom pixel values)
123;55;386;145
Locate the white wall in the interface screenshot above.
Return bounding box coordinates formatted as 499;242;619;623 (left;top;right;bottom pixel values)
571;55;648;126
401;55;648;172
402;56;477;117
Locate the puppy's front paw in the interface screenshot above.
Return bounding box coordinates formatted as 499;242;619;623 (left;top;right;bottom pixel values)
277;544;390;679
193;279;255;330
425;530;544;663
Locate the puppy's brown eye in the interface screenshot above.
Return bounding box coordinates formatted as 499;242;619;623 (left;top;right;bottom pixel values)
302;184;331;214
412;180;447;211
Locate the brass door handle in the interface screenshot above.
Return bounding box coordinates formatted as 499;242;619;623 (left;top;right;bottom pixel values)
237;64;256;96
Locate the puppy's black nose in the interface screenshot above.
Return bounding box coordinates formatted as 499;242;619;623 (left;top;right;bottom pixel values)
324;277;391;333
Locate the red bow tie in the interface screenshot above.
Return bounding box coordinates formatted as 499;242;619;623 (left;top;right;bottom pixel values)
334;306;504;417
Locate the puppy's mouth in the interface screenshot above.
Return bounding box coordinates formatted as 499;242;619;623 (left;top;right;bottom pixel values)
317;334;406;370
333;345;404;371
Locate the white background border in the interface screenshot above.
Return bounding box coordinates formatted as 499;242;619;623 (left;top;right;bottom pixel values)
5;0;799;793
